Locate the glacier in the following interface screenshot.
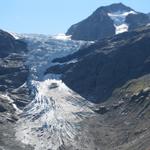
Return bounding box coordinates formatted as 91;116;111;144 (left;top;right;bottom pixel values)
13;34;95;150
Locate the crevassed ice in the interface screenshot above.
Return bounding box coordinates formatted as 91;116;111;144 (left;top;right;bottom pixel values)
108;11;137;34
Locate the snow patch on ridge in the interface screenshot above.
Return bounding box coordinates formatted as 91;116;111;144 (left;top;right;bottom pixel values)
108;11;137;34
9;32;20;39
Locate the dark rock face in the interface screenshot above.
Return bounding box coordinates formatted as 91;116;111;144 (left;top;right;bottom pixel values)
126;13;150;30
47;26;150;103
45;63;73;75
0;30;33;149
66;3;150;41
0;30;28;92
0;105;7;112
66;11;115;41
0;30;30;107
0;54;29;92
0;30;27;57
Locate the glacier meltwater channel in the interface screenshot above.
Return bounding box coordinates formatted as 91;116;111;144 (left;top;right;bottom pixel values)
14;34;94;150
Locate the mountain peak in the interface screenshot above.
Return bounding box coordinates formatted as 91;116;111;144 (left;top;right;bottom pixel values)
66;3;149;41
97;3;134;13
109;2;128;7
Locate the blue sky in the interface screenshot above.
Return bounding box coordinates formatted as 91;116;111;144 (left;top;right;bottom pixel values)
0;0;149;35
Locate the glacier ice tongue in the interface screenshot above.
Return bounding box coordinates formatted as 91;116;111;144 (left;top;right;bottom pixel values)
16;79;93;150
15;34;94;150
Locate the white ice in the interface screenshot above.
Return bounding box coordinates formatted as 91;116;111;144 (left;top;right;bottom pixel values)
52;33;72;40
